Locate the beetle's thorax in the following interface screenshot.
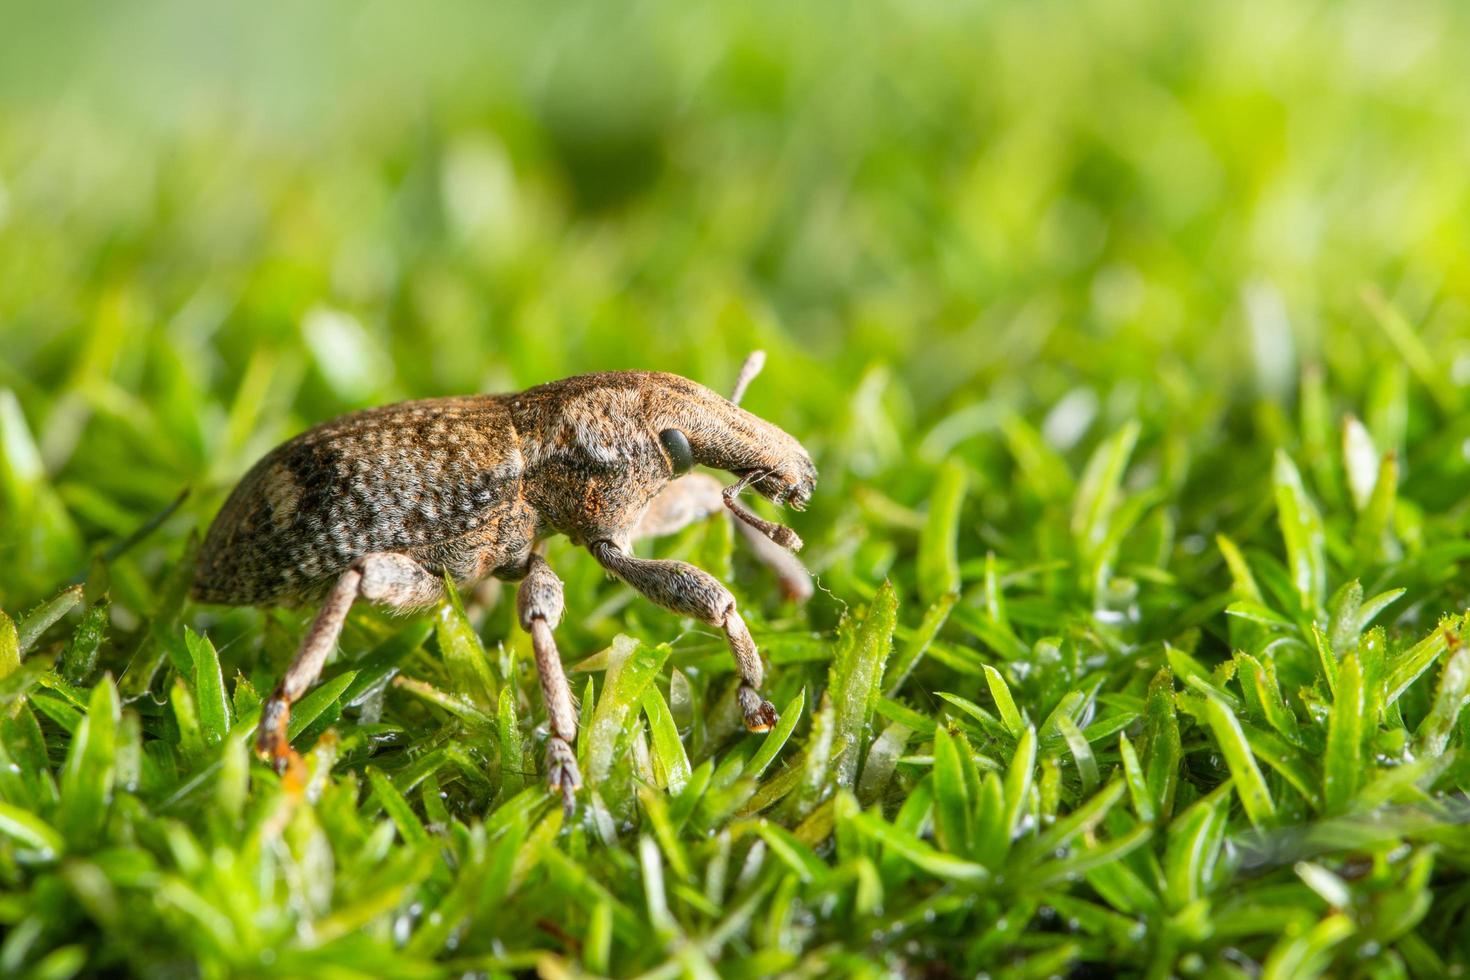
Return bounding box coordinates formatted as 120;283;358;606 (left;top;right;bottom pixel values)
507;371;813;547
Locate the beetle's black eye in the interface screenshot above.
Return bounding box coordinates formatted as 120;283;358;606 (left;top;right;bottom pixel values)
658;428;694;476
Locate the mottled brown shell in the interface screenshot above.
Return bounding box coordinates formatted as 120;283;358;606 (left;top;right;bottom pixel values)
194;395;536;605
194;370;816;607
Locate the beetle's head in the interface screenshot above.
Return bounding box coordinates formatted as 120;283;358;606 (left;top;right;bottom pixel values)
644;369;817;531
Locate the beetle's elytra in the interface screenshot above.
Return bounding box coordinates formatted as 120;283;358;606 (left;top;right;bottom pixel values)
194;360;815;810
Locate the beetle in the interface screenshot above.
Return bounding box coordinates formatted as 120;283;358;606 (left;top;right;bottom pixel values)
193;353;815;809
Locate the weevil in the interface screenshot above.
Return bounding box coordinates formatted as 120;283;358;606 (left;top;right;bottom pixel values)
193;353;815;809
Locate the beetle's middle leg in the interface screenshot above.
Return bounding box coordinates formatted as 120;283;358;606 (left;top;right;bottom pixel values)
515;552;580;813
258;551;442;769
635;474;813;603
590;539;778;732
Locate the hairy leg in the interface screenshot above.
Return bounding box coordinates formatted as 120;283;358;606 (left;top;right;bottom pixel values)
635;474;813;603
516;552;580;813
257;552;442;768
590;539;778;732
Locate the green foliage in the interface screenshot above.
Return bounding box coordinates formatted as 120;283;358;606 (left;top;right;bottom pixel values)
5;0;1470;974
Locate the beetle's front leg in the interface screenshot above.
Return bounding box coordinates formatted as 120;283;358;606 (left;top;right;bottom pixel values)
589;540;778;732
517;553;581;813
635;473;813;603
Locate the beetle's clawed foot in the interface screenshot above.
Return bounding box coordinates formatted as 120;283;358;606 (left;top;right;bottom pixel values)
255;697;298;772
546;737;581;815
738;684;779;732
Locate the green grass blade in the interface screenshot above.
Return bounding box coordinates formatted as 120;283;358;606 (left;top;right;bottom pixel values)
184;628;230;747
830;581;897;788
917;461;967;603
1272;449;1327;615
286;670;359;741
745;688;805;780
982;664;1024;736
0;611;17;680
642;685;691;793
931;727;973;857
17;586;83;654
436;577;499;710
587;636;669;785
58;677;119;848
1202;695;1275;828
1324;654;1364;814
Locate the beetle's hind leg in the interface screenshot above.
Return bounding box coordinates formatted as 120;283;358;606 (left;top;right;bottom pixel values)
258;552;442;771
516;553;580;814
635;473;813;603
590;540;778;732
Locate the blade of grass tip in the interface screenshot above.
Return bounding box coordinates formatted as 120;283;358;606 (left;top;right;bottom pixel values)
1261;913;1355;980
1244;729;1320;808
1354;449;1399;563
779;696;835;823
171;677;206;770
286;670;359;741
366;767;429;846
587;636;669;785
1001;412;1075;501
1341;415;1378;512
59;677;120;849
59;599;107;685
0;611;17;680
1164;786;1229;909
1202;695;1275;828
637;784;691;881
120;533;198;701
982;664;1024;737
642;686;691;793
1055;714;1099;795
1272;449;1326;616
436;575;498;711
1071;420;1140;557
745;688;805;780
1365;360;1408;457
1327;580;1363;660
1142;668;1181;820
830;580;897;789
184;629;231;747
635;834;673;934
918;461;967;604
580;899;614;975
932;726;974;857
883;593;955;696
1237;652;1300;743
0;801;65;859
1118;734;1155;824
1028;779;1125;859
856;720;911;806
1216;533;1263;602
1004;726;1036;841
1324;654;1364;815
498;687;525;797
1362;286;1455;413
1414;645;1470;758
0;704;57;809
17;586;84;654
1299;364;1340;509
1386;614;1463;705
844;805;988;884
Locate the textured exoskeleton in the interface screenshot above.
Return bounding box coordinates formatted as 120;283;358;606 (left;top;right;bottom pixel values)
193;357;815;809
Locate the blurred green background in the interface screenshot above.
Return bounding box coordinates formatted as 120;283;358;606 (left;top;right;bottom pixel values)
3;0;1469;609
7;2;1470;975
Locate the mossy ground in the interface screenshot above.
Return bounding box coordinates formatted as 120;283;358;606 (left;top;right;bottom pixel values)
4;1;1470;976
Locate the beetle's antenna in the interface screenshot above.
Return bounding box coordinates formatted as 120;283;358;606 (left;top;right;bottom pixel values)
724;469;803;552
730;350;766;406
